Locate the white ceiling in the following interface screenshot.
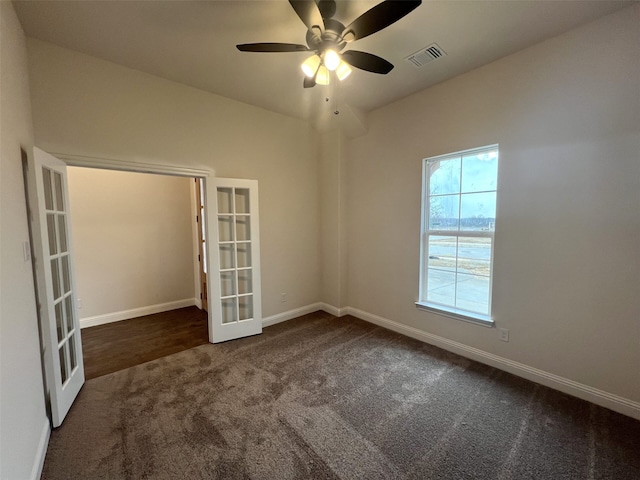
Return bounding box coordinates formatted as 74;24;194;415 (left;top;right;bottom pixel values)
14;0;634;126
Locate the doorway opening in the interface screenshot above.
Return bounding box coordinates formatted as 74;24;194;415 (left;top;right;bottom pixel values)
66;167;209;379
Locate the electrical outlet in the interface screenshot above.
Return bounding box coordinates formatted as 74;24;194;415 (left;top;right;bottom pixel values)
281;293;287;303
499;328;509;342
77;298;83;310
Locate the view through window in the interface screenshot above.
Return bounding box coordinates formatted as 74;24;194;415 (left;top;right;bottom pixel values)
419;145;498;320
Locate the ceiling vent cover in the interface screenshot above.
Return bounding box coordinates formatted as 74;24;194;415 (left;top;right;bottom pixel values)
405;43;446;68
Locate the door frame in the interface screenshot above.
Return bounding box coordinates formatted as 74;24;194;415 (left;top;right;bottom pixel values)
194;178;208;312
49;151;216;340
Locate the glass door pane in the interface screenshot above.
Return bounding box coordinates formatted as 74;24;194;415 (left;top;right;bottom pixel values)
31;148;85;427
209;178;261;343
216;186;255;325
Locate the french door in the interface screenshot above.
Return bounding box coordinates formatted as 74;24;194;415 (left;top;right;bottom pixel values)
27;148;84;427
26;151;261;427
207;178;262;343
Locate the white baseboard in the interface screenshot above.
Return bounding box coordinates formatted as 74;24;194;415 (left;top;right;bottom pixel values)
80;298;197;329
318;302;349;317
345;306;640;421
30;419;50;480
263;303;325;327
262;302;350;328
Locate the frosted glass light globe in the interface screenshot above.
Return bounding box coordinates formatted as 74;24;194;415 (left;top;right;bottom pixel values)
301;55;321;77
323;50;340;71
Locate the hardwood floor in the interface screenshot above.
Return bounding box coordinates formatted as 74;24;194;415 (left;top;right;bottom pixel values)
81;306;208;380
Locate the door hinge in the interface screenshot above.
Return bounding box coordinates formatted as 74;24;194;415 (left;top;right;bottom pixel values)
198;254;201;262
200;292;203;299
196;215;199;223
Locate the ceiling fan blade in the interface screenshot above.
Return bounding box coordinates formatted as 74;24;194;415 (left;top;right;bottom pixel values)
303;76;316;88
236;43;310;52
341;50;394;74
289;0;325;33
342;0;421;42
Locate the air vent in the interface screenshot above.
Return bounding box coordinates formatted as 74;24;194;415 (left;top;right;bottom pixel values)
405;43;446;68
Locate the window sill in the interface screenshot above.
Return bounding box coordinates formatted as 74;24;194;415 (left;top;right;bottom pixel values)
415;302;494;327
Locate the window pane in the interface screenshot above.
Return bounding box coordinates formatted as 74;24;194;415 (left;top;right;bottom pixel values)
429;194;459;230
237;244;251;268
43;167;54;210
47;214;57;255
55;301;65;343
456;273;490;315
238;270;252;295
426;269;456;307
218;216;234;242
54;172;64;212
217;188;232;214
59;345;68;384
219;244;235;270
65;295;74;333
51;259;61;299
58;215;68;252
235;216;251;241
456;237;492;277
69;333;77;371
220;272;236;297
460;192;496;231
427;236;457;271
239;296;253;321
61;255;71;294
235;189;250;214
461;150;498;193
222;298;237;324
428;157;460;195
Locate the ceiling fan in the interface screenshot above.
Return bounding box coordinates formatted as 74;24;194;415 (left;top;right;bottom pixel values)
236;0;422;88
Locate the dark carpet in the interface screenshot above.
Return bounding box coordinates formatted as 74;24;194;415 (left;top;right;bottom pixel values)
42;311;640;479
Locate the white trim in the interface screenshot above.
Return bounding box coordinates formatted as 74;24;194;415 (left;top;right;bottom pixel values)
262;303;324;328
80;298;197;328
318;302;349;317
52;152;212;178
30;419;50;480
261;303;348;328
346;307;640;421
190;179;203;310
415;302;494;327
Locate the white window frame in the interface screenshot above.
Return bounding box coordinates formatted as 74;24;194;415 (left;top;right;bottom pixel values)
416;145;498;326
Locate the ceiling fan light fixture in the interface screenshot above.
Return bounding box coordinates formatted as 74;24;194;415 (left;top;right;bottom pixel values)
301;55;321;77
336;61;352;81
323;49;341;71
316;65;331;85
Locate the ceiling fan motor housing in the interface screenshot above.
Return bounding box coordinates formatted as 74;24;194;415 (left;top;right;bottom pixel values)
306;18;347;54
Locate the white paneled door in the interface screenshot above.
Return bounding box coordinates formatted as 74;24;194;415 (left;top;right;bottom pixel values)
207;178;262;343
27;147;84;427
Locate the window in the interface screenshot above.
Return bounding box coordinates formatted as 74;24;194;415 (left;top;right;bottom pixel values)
418;145;498;324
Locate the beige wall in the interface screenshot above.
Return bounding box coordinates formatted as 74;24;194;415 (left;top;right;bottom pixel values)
319;130;348;309
26;39;321;318
0;2;49;478
346;6;640;403
67;167;195;319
